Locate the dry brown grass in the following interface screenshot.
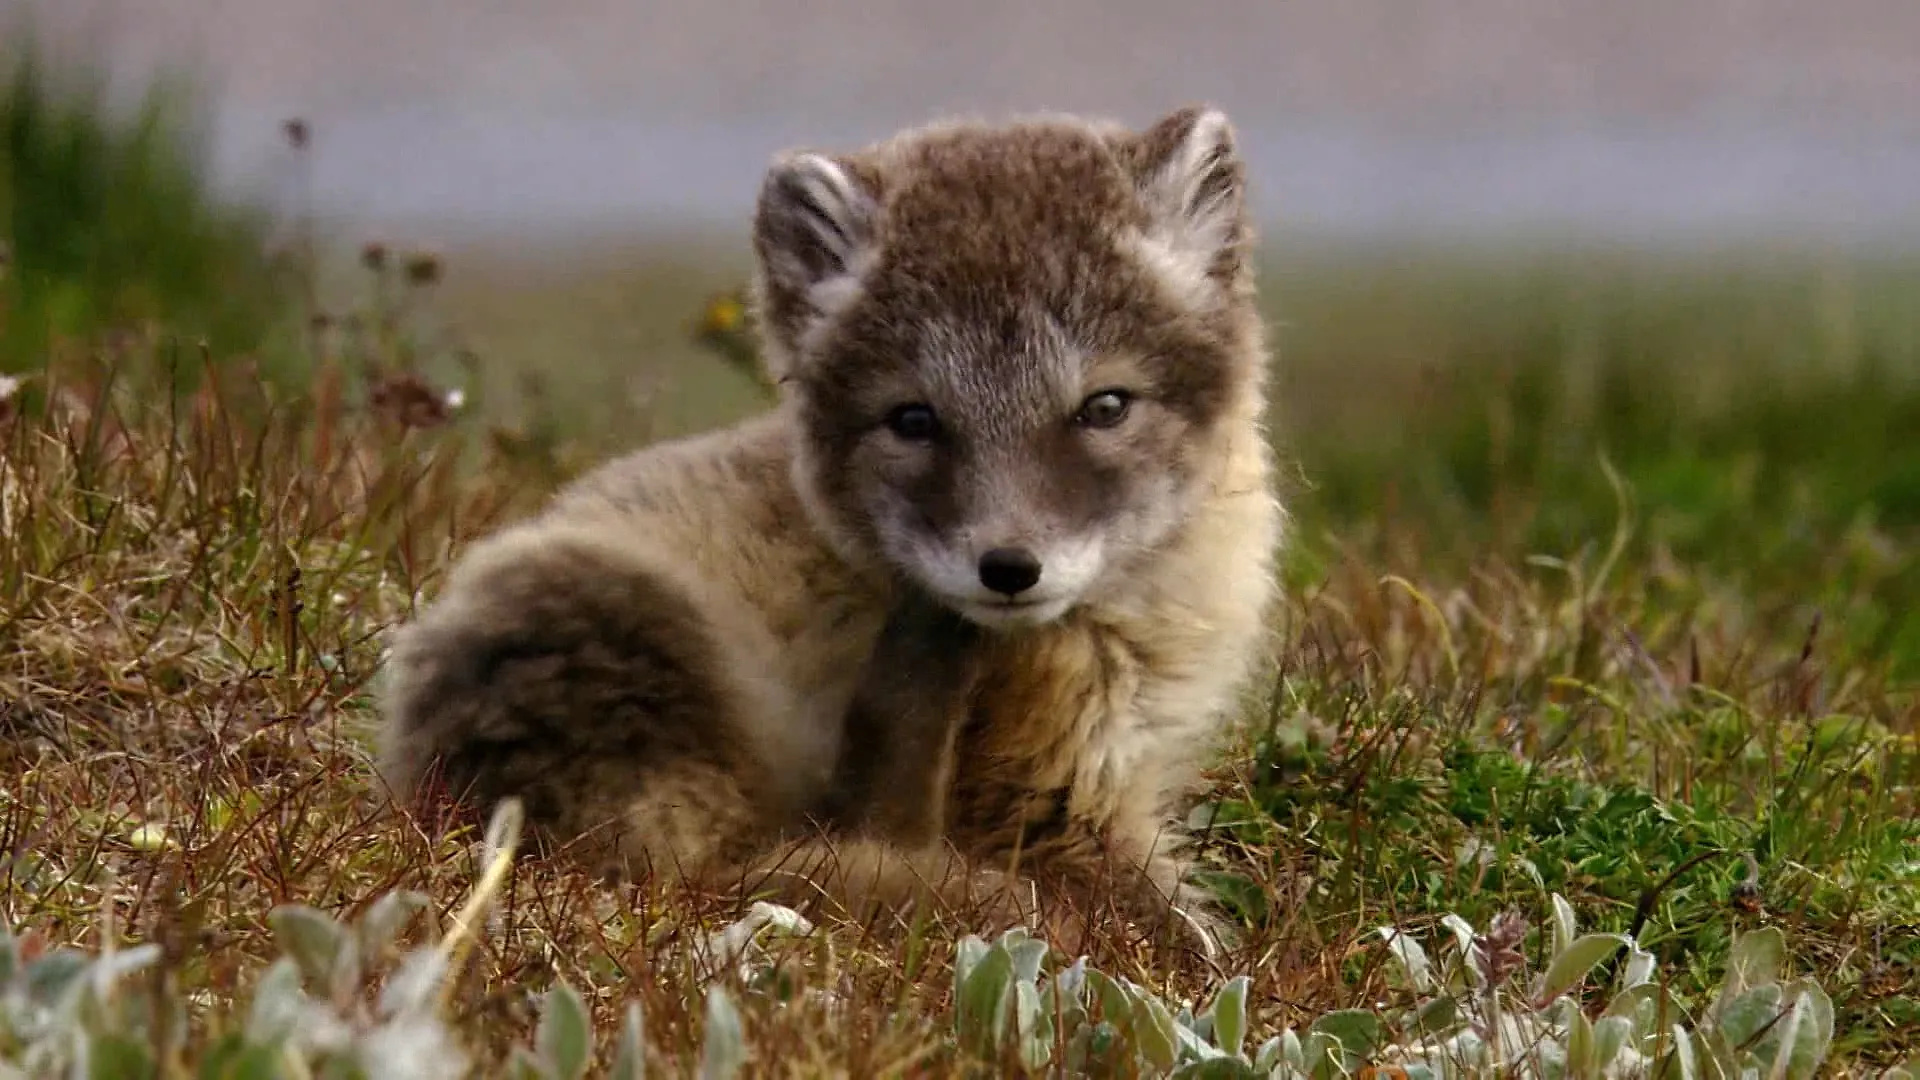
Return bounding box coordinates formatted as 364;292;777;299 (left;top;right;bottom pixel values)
3;251;1917;1073
0;330;1363;1075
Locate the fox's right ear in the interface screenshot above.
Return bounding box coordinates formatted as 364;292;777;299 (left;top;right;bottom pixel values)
750;152;880;378
1125;106;1249;294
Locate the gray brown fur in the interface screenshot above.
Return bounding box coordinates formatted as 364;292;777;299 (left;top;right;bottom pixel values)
822;589;981;847
376;105;1285;943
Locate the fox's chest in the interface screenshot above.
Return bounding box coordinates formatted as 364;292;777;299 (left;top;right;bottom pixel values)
949;618;1180;827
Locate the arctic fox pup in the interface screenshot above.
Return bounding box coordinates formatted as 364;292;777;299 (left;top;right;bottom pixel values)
377;104;1284;943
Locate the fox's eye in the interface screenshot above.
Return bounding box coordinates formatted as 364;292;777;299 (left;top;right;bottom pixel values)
884;403;940;441
1075;389;1133;429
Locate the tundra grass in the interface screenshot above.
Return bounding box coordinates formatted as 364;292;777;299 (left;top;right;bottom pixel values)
0;90;1916;1072
2;237;1914;1073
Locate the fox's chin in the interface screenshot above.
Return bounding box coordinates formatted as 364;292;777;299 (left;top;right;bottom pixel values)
949;594;1076;630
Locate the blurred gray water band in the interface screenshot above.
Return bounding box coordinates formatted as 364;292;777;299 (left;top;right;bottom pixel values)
207;103;1920;254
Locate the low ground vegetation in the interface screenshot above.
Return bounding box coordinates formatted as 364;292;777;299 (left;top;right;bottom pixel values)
1;50;1915;1077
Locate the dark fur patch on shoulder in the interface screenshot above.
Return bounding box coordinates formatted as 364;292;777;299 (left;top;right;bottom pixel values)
380;533;760;842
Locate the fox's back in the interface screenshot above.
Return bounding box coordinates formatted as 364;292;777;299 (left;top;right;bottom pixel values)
542;408;897;731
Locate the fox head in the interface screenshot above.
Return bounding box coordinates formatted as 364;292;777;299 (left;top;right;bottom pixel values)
750;106;1270;629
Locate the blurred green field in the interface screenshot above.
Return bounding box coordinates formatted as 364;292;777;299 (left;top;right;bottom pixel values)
425;237;1920;674
3;38;1917;1074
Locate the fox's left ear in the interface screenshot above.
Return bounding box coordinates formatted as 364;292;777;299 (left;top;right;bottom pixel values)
750;151;881;380
1125;106;1250;289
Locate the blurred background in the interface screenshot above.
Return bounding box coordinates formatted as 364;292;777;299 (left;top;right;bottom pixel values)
4;0;1919;673
27;0;1920;245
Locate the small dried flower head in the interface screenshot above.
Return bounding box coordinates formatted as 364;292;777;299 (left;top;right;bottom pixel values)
1731;851;1764;913
0;372;23;424
361;241;389;271
1473;909;1530;988
282;118;310;149
369;372;453;430
699;292;746;336
404;252;443;286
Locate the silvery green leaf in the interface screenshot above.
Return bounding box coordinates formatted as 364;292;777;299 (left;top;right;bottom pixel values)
508;1046;556;1080
1011;978;1040;1037
0;924;17;985
244;958;306;1046
1129;987;1180;1070
1410;993;1461;1040
536;980;592;1080
1377;927;1434;994
356;891;429;961
1308;1009;1384;1071
1514;855;1545;888
1566;1000;1596;1075
1300;1030;1342;1080
1593;1016;1634;1071
1777;978;1834;1079
1049;954;1087;996
267;905;359;1002
1085;1021;1119;1059
610;1002;646;1080
1620;941;1657;991
1208;974;1250;1057
1713;927;1786;1021
1084;969;1133;1030
1176;1019;1228;1063
1037;987;1084;1040
1536;933;1631;1005
1606;983;1683;1049
1758;1005;1807;1080
1281;1028;1304;1070
953;936;990;992
1533;1038;1570;1080
1253;1034;1284;1071
378;948;448;1019
1714;985;1783;1050
1000;929;1048;986
1043;956;1089;1031
1441;1026;1491;1070
1014;979;1052;1071
955;944;1014;1055
1439;914;1484;987
1659;1023;1699;1080
1744;981;1832;1080
699;986;745;1080
1550;894;1578;958
25;948;89;1007
91;944;163;993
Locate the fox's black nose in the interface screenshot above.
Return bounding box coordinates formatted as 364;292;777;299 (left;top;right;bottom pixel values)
978;547;1043;596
